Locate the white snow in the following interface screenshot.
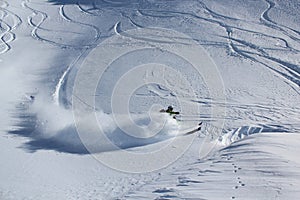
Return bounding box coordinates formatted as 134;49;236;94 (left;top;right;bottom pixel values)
0;0;300;199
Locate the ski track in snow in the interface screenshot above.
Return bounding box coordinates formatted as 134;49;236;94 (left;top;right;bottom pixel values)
52;2;104;104
59;4;101;44
22;0;50;46
22;0;101;50
76;0;103;16
260;0;300;42
0;0;21;55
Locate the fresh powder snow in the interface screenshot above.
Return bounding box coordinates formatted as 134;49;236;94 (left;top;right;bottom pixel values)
0;0;300;199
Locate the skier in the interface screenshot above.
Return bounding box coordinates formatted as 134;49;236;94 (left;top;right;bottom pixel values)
160;106;180;119
160;105;202;134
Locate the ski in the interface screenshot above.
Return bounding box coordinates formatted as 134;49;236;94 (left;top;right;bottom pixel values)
182;122;202;135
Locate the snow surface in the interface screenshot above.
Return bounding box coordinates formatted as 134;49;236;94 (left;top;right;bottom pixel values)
0;0;300;199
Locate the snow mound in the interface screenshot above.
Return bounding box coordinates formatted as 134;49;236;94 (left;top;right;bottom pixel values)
218;126;264;146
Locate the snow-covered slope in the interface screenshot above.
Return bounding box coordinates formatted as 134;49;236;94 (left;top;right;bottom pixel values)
0;0;300;199
124;133;300;199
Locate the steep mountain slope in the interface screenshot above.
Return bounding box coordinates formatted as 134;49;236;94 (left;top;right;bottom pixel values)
0;0;299;199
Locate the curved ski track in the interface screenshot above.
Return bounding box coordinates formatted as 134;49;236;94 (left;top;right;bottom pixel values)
260;0;300;42
77;0;104;16
0;0;22;55
22;0;102;107
59;4;101;44
22;0;101;50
